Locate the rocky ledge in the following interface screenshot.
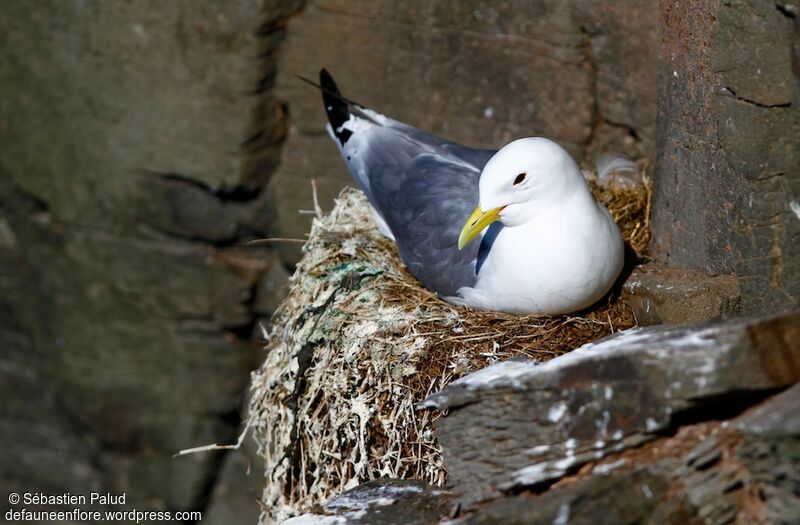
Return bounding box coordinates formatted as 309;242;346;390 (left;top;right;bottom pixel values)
284;311;800;524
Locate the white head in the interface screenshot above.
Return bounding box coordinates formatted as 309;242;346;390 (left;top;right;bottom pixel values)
480;137;585;225
458;137;586;248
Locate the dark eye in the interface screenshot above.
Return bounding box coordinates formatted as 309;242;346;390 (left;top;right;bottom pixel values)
513;173;527;185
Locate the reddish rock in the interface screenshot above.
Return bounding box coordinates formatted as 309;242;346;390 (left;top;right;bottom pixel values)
622;263;741;325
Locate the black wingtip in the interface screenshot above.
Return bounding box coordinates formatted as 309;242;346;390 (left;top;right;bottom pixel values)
318;69;352;145
319;68;335;90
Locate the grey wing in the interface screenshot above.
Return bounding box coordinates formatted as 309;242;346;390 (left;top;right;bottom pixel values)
369;142;494;296
326;104;495;295
372;156;479;295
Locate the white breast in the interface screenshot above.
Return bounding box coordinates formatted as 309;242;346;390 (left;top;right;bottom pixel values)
451;192;624;315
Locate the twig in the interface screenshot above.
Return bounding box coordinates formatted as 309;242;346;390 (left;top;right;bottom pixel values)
174;419;252;457
311;179;324;219
246;237;308;245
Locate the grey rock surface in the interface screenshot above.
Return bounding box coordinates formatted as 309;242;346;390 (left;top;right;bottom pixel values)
202;431;266;525
0;301;108;523
0;0;296;517
282;479;451;525
460;383;800;525
423;312;799;508
651;0;800;315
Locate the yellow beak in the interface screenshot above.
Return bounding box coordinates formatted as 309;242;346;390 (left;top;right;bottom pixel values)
458;205;503;249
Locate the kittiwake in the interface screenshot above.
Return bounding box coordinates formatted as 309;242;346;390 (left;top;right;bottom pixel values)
317;69;624;315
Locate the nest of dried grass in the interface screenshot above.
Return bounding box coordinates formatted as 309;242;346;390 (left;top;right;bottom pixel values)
249;173;651;523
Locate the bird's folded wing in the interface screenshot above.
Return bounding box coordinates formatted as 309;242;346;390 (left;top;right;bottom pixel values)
370;145;495;295
331;108;495;295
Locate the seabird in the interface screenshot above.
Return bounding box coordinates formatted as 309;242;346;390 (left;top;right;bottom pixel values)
317;69;623;315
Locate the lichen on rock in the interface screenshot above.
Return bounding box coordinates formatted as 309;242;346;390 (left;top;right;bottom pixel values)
249;177;650;523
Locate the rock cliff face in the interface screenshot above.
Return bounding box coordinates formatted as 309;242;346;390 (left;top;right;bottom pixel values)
2;0;798;523
0;0;297;520
651;0;800;314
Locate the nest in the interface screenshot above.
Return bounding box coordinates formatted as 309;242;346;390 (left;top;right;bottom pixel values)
249;173;651;523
